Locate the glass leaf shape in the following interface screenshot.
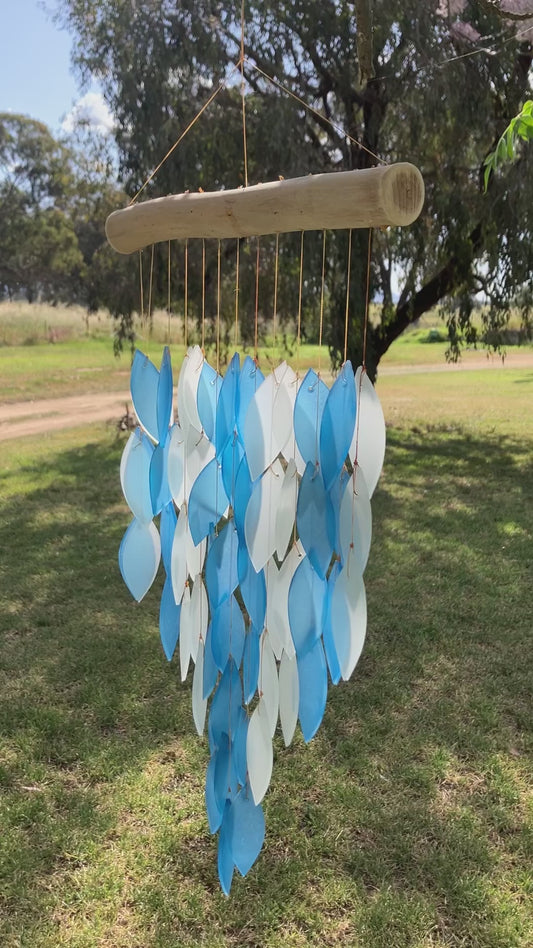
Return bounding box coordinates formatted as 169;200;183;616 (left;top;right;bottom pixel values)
167;424;185;508
130;349;159;442
221;434;244;506
275;458;298;559
208;659;243;752
331;550;367;681
320;361;356;492
160;500;177;577
205;753;224;834
349;366;386;498
203;623;219;700
211;595;246;673
233;456;252;544
119;517;160;603
244;459;285;573
246;698;273;805
196;359;219;443
259;632;279;738
218;800;235;896
233;708;249;787
176;344;203;434
339;466;372;573
297;637;328;743
243;368;293;481
188;457;229;546
149;431;171;517
323;560;342;685
243;626;260;704
237;544;266;632
120;427;154;523
279;650;299;747
278;364;306;474
288;554;326;657
192;640;207;735
186;518;206;581
179;584;192;681
189;574;208;664
184;427;215;501
216;352;239;457
264;557;283;660
156;345;174;443
205;520;239;611
296;461;333;580
293;368;329;466
266;542;304;660
159;576;181;662
230;783;265;877
170;506;188;604
327;468;350;558
237;356;264;444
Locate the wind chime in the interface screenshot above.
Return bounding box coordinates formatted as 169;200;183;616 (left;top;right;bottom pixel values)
106;37;424;894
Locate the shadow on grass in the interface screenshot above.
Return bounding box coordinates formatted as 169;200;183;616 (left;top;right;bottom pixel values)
0;427;531;947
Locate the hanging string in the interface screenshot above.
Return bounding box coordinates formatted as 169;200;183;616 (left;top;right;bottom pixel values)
147;244;155;337
184;239;188;349
318;229;327;375
201;239;206;352
234;239;240;348
138;250;144;324
167;240;171;344
240;0;249;187
362;228;373;371
216;239;222;376
343;229;353;365
254;237;260;362
296;231;305;373
272;233;280;354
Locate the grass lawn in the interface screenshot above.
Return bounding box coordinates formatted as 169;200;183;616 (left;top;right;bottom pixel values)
0;357;531;947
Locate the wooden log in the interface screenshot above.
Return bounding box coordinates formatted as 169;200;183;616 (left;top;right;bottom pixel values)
105;162;424;254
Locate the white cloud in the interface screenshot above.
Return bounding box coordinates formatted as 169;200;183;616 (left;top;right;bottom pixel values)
62;91;115;135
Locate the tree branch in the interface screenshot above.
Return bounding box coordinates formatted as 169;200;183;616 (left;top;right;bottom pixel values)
353;0;375;84
477;1;533;22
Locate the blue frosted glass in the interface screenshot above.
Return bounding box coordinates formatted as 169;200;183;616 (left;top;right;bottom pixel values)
233;708;249;787
205;753;223;833
216;352;240;457
236;355;264;444
233;456;252;544
208;659;243;750
288;555;326;657
205;521;238;610
118;518;160;602
211;595;245;672
296;462;333;579
149;433;171;515
230;784;265;877
297;637;328;743
159;576;181;661
188;457;229;545
323;560;342;685
327;469;350;558
237;544;266;632
130;349;159;443
293;368;328;465
197;360;219;443
214;732;237;806
320;361;356;491
156;346;173;444
121;427;154;523
203;623;219;700
159;500;177;576
243;626;260;704
221;433;244;505
218;800;235;895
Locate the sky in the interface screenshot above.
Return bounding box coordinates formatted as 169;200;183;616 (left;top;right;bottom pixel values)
1;0;112;134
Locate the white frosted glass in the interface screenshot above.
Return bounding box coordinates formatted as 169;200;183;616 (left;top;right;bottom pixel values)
178;584;191;681
243;367;293;481
184;427;215;501
266;541;304;660
259;632;279;738
120;429;154;523
349;366;386;498
192;640;207;735
176;345;203;433
186;520;206;580
189;574;208;664
244;459;285;573
339;466;372;574
171;506;188;604
246;698;273;805
331;550;367;681
167;424;185;508
275;458;298;559
279;650;299;747
119;518;161;603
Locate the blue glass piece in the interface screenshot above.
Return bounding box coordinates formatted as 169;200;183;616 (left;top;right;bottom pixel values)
149;432;171;515
188;457;229;545
205;753;223;833
214;732;237;807
296;461;333;579
205;521;238;611
327;468;350;558
118;518;160;602
230;783;266;877
221;434;244;505
323;560;342;685
208;659;243;750
159;576;181;661
320;361;356;491
121;427;154;523
159;500;177;576
297;637;328;743
156;346;173;444
236;356;264;444
238;544;266;632
197;359;219;443
211;596;246;672
130;349;159;443
243;626;260;704
293;368;329;465
216;352;240;458
218;800;235;895
233;708;249;787
288;555;327;657
233;456;252;544
203;623;219;700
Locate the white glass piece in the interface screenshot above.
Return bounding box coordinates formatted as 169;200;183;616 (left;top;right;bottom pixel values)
243;367;293;481
119;428;154;523
171;506;188;604
279;650;299;747
275;458;298;559
179;584;192;681
246;698;273;805
331;549;367;681
192;640;207;735
184;427;215;501
189;574;208;664
186;520;206;580
167;424;185;508
349;366;386;498
339;467;372;574
266;541;304;660
264;557;282;659
176;344;203;434
259;632;279;738
119;518;160;603
244;459;285;573
279;366;305;473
